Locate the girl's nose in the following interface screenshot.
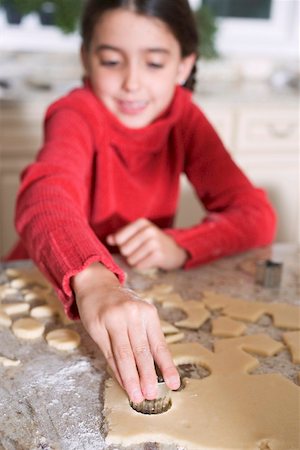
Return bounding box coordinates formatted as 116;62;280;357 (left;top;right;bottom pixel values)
122;64;141;92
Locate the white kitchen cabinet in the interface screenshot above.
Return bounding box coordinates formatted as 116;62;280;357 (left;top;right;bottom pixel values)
236;108;299;153
176;90;299;245
1;85;299;258
0;98;49;257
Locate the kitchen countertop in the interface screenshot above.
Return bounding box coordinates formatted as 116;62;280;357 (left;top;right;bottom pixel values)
0;52;298;106
0;243;299;450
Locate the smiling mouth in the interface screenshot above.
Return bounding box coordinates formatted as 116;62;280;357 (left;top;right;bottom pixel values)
117;100;148;115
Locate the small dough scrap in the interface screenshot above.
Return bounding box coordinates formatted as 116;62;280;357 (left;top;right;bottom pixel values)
45;328;80;350
267;303;300;330
160;320;179;334
214;334;284;357
30;304;58;319
211;316;247;337
4;268;21;278
0;356;21;367
203;293;266;322
22;286;51;302
0;286;19;300
165;332;185;344
135;288;183;305
12;318;45;339
150;284;174;294
6;267;52;292
45;294;74;325
133;267;159;278
282;331;300;363
0;302;30;316
163;300;210;330
0;310;12;327
10;278;30;289
223;300;266;323
202;291;233;310
203;291;300;330
169;342;258;376
160;320;184;344
152;292;183;304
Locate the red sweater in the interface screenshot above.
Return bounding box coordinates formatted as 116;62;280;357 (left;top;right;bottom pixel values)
8;84;276;318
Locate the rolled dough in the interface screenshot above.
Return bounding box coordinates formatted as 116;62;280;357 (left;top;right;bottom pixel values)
104;374;300;449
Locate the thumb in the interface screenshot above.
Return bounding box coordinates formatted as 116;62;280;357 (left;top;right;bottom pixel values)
106;234;116;245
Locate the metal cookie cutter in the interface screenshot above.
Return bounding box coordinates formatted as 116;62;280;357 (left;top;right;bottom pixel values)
129;364;172;415
255;259;283;288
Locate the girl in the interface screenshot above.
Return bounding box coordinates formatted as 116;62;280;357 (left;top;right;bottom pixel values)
8;0;276;404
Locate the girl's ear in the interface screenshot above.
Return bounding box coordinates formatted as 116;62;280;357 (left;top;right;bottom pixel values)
177;53;197;86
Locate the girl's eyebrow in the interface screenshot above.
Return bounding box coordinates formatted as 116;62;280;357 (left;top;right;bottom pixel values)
95;44;170;54
95;44;121;53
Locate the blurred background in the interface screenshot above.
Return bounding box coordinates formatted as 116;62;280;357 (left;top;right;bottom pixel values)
0;0;299;258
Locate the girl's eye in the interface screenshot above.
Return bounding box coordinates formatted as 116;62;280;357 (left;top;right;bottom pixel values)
147;62;164;69
148;63;164;69
100;60;120;67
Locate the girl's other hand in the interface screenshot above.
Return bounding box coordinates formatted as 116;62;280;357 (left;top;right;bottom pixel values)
107;218;188;270
72;262;180;403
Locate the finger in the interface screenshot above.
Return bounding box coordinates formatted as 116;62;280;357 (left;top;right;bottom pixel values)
109;327;144;403
133;249;161;270
126;239;157;266
94;328;123;387
128;318;158;400
118;227;154;258
147;319;181;391
109;218;151;247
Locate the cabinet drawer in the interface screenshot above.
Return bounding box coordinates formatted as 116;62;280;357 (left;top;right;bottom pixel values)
236;108;299;152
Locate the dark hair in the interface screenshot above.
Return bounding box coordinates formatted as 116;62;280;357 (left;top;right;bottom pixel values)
81;0;199;91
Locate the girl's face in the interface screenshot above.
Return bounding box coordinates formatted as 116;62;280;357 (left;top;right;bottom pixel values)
81;9;196;129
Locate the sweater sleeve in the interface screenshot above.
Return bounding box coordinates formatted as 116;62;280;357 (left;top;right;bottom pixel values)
15;105;125;319
165;101;276;268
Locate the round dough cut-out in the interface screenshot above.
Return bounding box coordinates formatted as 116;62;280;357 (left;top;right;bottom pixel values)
30;304;58;319
45;328;80;350
1;302;30;316
12;318;45;339
0;310;12;327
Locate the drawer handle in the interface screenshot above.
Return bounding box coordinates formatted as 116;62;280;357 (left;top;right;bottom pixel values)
267;123;295;139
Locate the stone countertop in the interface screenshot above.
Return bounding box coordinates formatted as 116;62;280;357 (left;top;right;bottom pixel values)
0;243;299;450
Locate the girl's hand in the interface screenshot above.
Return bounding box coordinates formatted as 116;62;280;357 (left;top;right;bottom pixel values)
72;262;180;403
107;218;188;270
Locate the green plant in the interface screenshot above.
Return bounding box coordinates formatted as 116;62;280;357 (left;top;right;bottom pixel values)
48;0;83;33
195;5;218;59
1;0;84;33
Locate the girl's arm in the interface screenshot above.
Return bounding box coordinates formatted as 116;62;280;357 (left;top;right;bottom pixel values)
15;104;180;401
15;106;124;318
106;104;276;271
72;262;180;402
165;103;276;268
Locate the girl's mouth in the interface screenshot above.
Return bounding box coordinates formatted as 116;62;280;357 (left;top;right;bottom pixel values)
117;100;148;115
